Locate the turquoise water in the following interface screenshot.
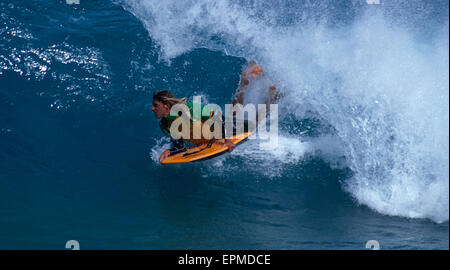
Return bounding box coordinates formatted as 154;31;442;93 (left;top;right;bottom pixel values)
0;0;448;249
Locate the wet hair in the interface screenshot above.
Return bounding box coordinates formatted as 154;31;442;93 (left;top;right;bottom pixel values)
153;90;186;106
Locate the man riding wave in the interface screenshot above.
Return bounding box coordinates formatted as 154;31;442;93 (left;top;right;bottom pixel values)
152;61;281;163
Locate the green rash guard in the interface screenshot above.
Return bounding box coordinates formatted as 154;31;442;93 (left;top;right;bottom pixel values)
159;102;214;155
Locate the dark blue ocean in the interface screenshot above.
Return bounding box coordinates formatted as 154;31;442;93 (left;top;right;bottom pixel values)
0;0;448;250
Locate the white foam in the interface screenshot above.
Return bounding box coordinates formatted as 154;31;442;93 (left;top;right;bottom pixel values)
149;137;172;164
199;134;312;179
127;0;449;223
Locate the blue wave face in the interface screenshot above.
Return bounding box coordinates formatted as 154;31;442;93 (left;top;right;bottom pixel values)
0;0;448;249
123;0;449;224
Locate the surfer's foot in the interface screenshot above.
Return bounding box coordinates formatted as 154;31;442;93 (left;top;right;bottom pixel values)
232;62;263;105
267;86;283;104
242;61;263;81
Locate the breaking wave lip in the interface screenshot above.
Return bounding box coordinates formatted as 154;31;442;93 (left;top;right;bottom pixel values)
127;0;449;223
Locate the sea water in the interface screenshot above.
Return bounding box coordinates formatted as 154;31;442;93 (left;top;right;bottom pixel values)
0;0;448;249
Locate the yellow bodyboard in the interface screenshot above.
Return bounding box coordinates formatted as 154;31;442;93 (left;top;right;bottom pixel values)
161;132;251;164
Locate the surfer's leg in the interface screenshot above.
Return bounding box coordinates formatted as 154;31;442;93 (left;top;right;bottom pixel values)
230;61;283;126
266;85;283;105
231;61;263;105
257;86;283;124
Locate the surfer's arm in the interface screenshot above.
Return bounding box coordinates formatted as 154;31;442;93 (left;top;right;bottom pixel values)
159;138;186;163
159;149;170;162
218;115;235;152
159;118;186;156
169;138;187;155
224;139;235;152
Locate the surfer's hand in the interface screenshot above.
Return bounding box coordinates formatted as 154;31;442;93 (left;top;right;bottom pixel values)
159;149;171;163
225;139;235;152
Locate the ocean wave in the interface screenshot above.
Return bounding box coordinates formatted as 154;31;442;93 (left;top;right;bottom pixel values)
125;0;449;223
